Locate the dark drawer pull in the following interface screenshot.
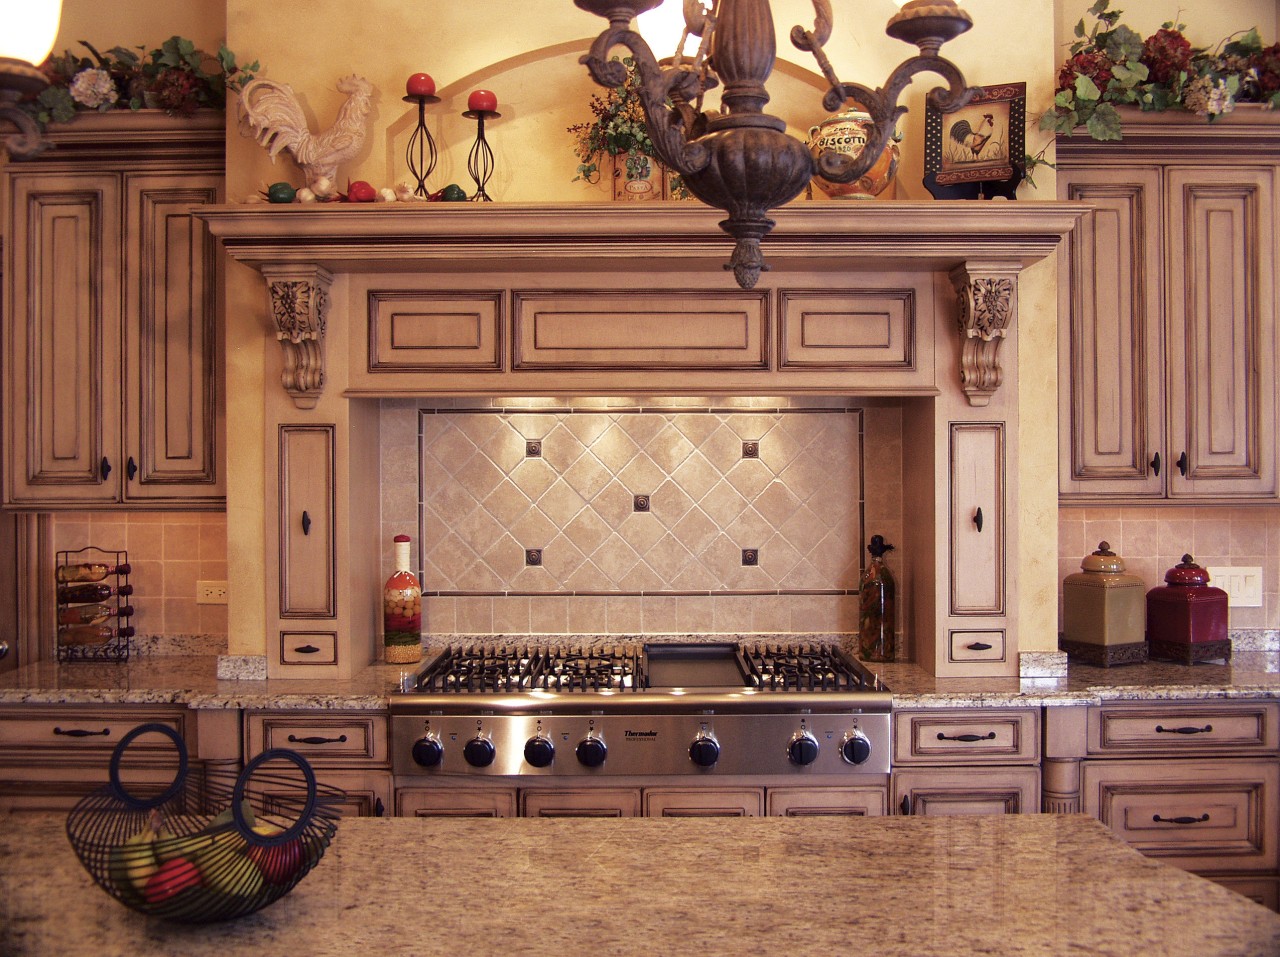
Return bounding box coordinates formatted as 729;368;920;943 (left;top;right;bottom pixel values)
294;644;321;654
287;734;348;745
966;642;993;651
936;731;997;743
374;796;386;817
1153;813;1210;825
301;510;312;535
1150;451;1162;477
1155;724;1212;735
973;507;984;533
1176;451;1188;477
126;456;138;480
900;795;911;816
53;727;110;738
99;457;112;481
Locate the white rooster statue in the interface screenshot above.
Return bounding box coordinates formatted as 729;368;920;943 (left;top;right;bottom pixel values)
237;74;374;189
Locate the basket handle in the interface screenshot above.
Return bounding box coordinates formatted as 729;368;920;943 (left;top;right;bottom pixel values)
108;723;189;809
232;748;318;846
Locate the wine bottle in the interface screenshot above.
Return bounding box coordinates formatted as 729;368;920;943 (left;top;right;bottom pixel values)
57;582;134;604
57;624;136;647
383;534;423;665
57;603;135;626
858;534;897;663
55;561;132;584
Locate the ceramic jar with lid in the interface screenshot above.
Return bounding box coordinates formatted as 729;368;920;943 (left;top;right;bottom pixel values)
1146;554;1231;664
1060;541;1148;666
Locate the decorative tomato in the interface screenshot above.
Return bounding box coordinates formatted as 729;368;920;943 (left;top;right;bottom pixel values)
266;182;296;204
347;180;377;203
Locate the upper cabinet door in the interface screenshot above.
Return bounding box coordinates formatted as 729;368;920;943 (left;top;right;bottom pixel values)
122;174;224;503
1058;166;1164;500
4;174;122;505
1165;166;1277;500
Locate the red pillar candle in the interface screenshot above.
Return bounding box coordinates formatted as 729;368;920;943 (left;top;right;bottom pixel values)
406;73;436;98
467;89;498;112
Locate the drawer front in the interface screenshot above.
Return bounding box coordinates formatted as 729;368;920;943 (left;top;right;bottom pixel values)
1089;703;1280;757
0;707;187;761
893;766;1041;816
246;712;387;766
766;786;887;817
367;291;503;371
893;709;1040;765
778;288;916;370
396;787;517;818
1082;759;1279;873
279;631;339;666
643;787;764;817
520;788;642;818
947;630;1007;665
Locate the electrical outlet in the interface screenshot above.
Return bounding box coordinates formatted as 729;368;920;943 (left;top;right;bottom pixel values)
1206;566;1263;608
197;581;229;605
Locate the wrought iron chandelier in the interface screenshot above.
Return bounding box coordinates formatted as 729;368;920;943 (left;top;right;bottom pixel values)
575;0;979;288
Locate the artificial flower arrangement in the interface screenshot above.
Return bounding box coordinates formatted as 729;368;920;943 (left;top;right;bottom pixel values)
19;36;258;132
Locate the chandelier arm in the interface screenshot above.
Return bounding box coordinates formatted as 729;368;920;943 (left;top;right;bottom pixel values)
0;101;47;159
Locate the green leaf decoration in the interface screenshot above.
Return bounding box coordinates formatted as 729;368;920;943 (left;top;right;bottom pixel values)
1074;74;1102;101
1086;102;1124;141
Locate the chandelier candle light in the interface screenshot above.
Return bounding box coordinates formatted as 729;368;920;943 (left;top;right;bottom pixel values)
404;73;441;198
0;0;62;157
464;89;499;202
574;0;979;287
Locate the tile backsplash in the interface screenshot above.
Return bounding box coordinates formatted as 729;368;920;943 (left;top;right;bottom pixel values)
381;399;907;638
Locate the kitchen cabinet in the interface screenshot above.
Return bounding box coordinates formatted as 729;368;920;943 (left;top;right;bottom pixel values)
397;787;517;817
891;708;1041;815
642;786;764;817
766;786;886;817
1057;114;1279;502
1045;700;1280;909
2;112;225;508
521;787;642;817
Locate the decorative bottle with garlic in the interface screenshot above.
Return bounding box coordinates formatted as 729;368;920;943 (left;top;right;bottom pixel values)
383;534;423;664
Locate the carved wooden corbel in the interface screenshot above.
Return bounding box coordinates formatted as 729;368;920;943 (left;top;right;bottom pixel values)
261;265;333;410
950;262;1020;407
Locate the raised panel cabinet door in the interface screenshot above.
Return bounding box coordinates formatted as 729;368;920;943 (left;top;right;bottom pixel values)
893;767;1041;816
122;174;224;503
1058;167;1165;499
948;422;1005;616
1165;166;1277;499
278;425;336;618
5;173;122;505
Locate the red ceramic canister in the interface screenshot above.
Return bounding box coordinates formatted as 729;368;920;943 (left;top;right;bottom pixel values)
1145;554;1231;664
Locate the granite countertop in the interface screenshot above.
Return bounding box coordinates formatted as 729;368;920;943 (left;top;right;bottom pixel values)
1;649;1279;710
1;813;1276;956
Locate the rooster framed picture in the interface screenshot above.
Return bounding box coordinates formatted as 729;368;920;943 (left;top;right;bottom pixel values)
923;81;1025;200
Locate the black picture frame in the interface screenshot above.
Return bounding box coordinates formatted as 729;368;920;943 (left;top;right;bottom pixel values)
924;81;1026;200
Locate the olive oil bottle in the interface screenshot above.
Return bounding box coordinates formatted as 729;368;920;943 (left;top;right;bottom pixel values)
858;535;896;663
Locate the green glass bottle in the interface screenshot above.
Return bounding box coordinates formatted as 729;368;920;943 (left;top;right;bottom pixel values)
859;535;896;663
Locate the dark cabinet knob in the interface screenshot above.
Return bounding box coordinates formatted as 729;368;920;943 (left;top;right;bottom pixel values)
1150;451;1161;476
1177;451;1188;477
301;510;312;535
99;457;112;481
974;507;984;533
126;457;138;480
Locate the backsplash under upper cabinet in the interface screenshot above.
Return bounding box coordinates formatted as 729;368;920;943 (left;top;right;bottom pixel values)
380;399;907;638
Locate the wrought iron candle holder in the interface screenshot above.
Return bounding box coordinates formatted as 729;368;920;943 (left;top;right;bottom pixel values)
403;92;441;198
462;104;499;202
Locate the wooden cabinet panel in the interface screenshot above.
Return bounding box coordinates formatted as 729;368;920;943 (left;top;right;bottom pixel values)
766;786;887;817
246;711;387;766
0;705;187;760
778;288;916;370
1210;876;1279;912
1082;758;1279;873
894;766;1040;816
367;291;503;371
396;787;517;818
948;422;1005;616
278;425;336;618
643;787;764;817
260;768;390;819
947;630;1007;666
894;709;1040;765
279;631;339;666
520;788;642;817
1088;703;1279;757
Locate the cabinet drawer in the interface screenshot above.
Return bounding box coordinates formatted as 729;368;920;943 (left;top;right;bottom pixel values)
1088;703;1280;757
947;630;1007;665
1082;758;1279;873
396;787;516;818
893;709;1040;765
520;788;642;818
279;631;338;666
0;706;187;762
367;291;503;372
893;766;1040;816
778;288;916;371
643;787;764;817
246;712;387;766
766;786;887;817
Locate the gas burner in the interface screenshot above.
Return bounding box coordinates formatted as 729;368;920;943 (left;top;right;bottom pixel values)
740;643;874;692
414;643;645;694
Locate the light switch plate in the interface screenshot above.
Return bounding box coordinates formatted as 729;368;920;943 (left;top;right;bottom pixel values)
1206;566;1263;607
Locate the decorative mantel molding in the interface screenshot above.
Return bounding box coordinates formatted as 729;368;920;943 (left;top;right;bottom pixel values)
261;264;333;409
951;260;1022;407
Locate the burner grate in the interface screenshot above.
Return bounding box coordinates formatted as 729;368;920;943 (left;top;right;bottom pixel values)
739;642;871;692
416;643;646;693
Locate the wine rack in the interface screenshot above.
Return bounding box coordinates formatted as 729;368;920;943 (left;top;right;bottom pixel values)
55;546;133;663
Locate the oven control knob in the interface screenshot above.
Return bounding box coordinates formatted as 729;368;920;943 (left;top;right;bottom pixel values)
524;734;556;768
689;733;720;768
576;734;607;768
841;730;873;766
463;735;496;768
788;731;820;766
412;734;444;768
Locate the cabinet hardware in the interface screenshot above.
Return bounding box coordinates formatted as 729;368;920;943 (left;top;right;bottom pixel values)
966;642;992;651
374;797;385;817
1150;451;1161;476
301;510;312;535
99;457;111;481
0;640;8;660
1176;451;1188;477
900;795;911;815
294;644;321;654
936;731;996;742
53;727;110;737
1155;724;1212;735
1152;813;1209;825
973;507;984;533
126;457;137;480
287;734;348;745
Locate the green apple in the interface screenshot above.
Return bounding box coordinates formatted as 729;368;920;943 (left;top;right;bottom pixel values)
109;829;159;899
207;800;256;830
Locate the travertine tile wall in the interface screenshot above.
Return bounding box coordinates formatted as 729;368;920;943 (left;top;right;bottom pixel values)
51;512;228;641
1058;506;1280;630
381;399;907;638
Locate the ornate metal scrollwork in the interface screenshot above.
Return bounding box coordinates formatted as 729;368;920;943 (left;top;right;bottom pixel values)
263;266;333;409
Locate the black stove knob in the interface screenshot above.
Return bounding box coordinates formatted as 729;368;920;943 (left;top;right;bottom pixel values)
576;734;607;768
412;734;444;768
841;730;872;766
689;733;720;768
463;735;496;768
524;734;556;768
788;731;820;766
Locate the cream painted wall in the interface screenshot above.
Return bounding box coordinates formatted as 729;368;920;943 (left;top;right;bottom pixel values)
50;0;224;59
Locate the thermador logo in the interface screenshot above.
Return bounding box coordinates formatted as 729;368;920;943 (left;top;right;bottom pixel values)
624;730;658;739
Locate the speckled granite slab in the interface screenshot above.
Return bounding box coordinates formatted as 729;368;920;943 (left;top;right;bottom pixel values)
1;814;1276;956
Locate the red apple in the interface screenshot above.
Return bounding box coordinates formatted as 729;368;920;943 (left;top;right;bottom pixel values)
143;856;203;904
406;73;436;98
347;180;377;203
246;826;306;885
468;89;497;112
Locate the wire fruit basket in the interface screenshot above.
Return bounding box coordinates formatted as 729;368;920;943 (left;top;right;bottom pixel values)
66;723;344;923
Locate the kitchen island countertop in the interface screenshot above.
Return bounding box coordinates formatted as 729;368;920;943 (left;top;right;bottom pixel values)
1;813;1277;956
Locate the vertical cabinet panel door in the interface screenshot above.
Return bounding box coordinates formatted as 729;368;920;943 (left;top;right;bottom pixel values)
1058;168;1164;498
949;423;1005;616
5;174;122;504
1165;167;1277;499
123;174;223;502
278;425;336;618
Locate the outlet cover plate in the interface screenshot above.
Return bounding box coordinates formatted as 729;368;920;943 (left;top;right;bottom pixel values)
197;581;229;605
1206;566;1263;608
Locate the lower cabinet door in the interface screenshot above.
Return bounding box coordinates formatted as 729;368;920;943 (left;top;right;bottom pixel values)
520;788;642;818
396;787;517;818
259;769;391;819
1081;758;1280;874
642;787;764;817
766;786;887;817
1207;875;1279;912
893;766;1040;816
